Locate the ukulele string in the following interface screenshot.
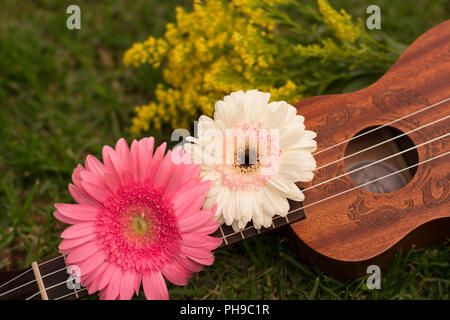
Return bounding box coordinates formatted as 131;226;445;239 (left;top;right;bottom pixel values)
25;270;83;300
315;115;449;171
54;287;87;300
25;280;88;300
287;151;449;216
25;148;450;301
304;131;449;192
2;99;448;299
312;97;449;156
0;253;66;292
0;265;69;298
224;149;450;240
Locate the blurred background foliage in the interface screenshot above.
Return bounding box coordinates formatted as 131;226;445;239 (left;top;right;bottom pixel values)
0;0;448;299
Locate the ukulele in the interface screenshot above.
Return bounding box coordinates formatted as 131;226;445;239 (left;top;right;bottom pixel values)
0;20;448;300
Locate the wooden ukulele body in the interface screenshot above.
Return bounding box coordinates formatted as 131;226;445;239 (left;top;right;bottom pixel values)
288;20;450;280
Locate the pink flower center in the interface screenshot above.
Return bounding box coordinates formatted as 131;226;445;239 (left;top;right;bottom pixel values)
97;183;181;272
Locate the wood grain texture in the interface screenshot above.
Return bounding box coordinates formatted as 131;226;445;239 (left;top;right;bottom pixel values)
288;20;450;279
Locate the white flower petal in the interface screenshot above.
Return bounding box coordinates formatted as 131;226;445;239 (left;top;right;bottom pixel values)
268;175;291;194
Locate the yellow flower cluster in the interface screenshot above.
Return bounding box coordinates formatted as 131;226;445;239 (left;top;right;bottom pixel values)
125;0;392;135
123;37;169;68
317;0;362;43
293;1;385;73
124;0;299;134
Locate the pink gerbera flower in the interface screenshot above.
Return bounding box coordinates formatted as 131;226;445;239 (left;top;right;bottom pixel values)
54;138;221;300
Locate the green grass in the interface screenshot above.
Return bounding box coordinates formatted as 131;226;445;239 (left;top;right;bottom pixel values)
0;0;448;300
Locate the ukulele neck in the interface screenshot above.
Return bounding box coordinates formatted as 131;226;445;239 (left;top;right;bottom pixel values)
212;198;306;249
0;255;87;300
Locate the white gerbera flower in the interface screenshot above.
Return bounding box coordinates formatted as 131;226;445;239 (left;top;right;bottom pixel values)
184;90;317;231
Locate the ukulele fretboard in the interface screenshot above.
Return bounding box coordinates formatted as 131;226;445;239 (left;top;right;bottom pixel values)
0;254;89;300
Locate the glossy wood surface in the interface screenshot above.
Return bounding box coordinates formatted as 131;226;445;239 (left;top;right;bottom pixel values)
289;20;450;278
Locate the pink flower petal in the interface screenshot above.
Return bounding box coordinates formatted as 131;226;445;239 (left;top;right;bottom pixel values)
121;170;134;184
54;203;99;221
153;142;166;162
145;142;166;185
83;261;108;294
115;138;130;161
178;209;216;233
142;270;168;300
61;222;96;239
119;269;137;300
81;181;109;203
103;172;120;193
68;184;102;208
85;155;105;176
192;224;219;235
163;164;182;199
180;163;202;185
153;151;174;190
178;257;204;273
138;137;155;182
130;139;140;182
162;260;191;286
104;267;123;300
71;164;86;189
182;233;222;251
113;138;134;183
172;183;210;219
181;244;215;265
172;146;191;165
66;240;101;265
115;138;131;170
102;145;121;184
79;171;107;190
81;270;96;290
134;273;142;296
58;233;97;251
97;263;119;292
77;250;108;276
54;210;79;225
107;151;130;185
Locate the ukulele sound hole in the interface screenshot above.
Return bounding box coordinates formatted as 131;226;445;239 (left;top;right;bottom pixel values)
344;126;418;194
